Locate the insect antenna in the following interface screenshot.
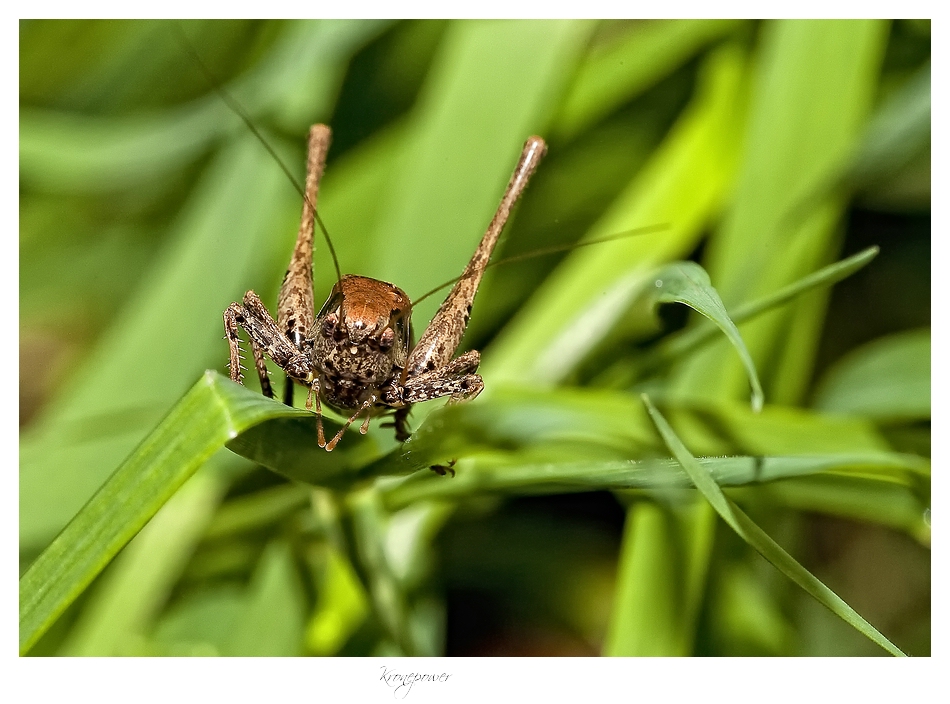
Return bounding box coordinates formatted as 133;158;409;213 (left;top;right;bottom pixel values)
407;222;670;312
174;24;344;285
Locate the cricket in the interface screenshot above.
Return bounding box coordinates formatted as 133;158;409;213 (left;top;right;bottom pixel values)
224;124;547;451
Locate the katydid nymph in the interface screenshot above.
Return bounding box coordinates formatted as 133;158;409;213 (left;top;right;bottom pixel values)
224;124;547;451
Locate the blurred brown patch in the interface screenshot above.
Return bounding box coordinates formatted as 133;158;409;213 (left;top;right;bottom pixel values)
19;327;78;428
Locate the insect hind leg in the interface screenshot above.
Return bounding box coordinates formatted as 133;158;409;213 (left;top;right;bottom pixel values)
278;125;333;409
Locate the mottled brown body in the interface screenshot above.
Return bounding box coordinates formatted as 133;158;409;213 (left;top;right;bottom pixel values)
224;125;546;451
312;275;411;411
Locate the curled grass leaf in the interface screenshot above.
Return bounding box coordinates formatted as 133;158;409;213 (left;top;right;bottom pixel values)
646;246;879;371
650;261;764;411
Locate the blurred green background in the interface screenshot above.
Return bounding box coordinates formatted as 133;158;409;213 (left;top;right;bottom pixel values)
20;19;929;656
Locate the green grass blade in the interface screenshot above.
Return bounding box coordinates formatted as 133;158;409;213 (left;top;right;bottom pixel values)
556;19;743;139
381;451;926;508
225;377;923;499
650;261;763;411
19;372;311;654
813;328;930;420
56;463;231;655
674;20;888;405
224;412;391;488
642;394;906;657
227;541;307;656
604;500;714;656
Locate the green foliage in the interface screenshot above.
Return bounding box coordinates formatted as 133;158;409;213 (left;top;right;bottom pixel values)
19;373;310;653
814;329;930;420
20;19;929;657
642;395;904;656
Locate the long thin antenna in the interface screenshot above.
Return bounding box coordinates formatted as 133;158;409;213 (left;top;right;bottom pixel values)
173;23;343;284
408;222;670;310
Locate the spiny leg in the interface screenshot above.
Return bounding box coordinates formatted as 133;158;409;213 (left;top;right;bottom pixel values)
223;291;312;388
378;351;480;441
224;299;280;396
396;351;484;405
224;304;248;383
403;373;484;405
250;337;275;399
278;125;333;406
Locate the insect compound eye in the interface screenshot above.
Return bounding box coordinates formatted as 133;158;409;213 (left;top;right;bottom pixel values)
379;326;395;351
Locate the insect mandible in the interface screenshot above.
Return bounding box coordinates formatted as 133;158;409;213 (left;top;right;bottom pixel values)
224;125;546;451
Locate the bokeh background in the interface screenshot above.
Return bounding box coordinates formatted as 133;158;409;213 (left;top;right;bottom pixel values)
20;19;929;656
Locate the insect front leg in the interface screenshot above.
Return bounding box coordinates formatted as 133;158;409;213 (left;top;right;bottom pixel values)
224;290;312;394
385;350;484;408
249;337;275;399
403;372;485;405
225;302;272;394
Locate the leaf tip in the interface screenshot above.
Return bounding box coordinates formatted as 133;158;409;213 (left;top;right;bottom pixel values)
639;392;658;418
751;392;764;413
